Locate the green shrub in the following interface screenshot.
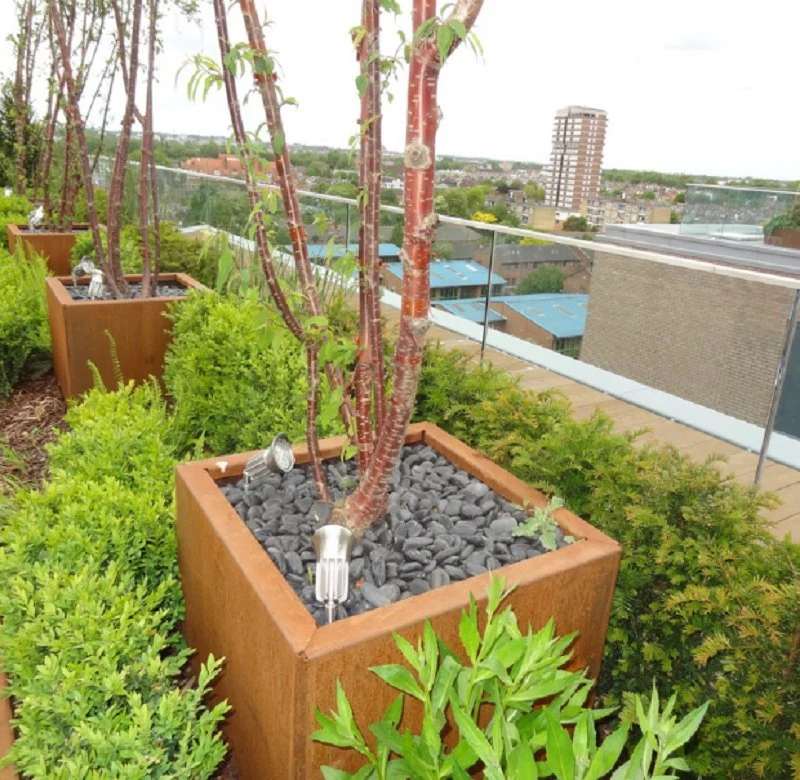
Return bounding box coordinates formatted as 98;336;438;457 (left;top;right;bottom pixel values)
69;224;140;271
164;291;344;455
414;344;800;778
72;186;108;224
0;192;32;250
120;222;218;287
0;382;229;776
0;246;50;397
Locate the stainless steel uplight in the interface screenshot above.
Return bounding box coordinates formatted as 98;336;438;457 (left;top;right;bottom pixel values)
243;433;295;490
312;524;354;624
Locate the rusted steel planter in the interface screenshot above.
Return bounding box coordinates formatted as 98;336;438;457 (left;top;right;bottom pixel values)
6;223;91;276
766;227;800;250
176;423;621;779
0;666;17;780
46;274;206;399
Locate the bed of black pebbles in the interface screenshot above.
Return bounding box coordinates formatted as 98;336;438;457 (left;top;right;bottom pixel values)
221;443;571;626
66;282;187;301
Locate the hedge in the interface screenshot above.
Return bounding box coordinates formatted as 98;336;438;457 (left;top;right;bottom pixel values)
415;347;800;779
0;245;50;398
0;382;229;777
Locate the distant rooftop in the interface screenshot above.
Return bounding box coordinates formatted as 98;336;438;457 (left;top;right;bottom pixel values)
383;260;506;288
307;243;402;261
443;294;588;338
435;299;506;324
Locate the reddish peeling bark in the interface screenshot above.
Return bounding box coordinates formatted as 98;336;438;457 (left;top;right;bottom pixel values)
216;0;330;499
146;0;161;295
353;0;385;471
306;345;332;503
106;0;144;296
46;0;119;297
13;0;36;196
139;0;158;298
213;0;305;343
237;0;354;458
340;0;485;535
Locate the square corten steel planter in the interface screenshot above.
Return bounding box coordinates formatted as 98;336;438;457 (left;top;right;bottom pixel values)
46;273;207;399
176;423;621;779
6;223;90;276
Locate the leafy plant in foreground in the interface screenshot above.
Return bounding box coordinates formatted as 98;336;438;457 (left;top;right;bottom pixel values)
313;578;707;779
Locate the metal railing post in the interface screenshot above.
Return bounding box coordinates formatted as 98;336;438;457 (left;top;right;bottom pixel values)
480;231;497;365
755;289;800;485
344;203;351;248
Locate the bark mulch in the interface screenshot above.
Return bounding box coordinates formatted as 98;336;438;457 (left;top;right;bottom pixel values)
0;372;67;494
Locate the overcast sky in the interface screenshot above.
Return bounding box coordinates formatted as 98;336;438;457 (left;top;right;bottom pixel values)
3;0;800;180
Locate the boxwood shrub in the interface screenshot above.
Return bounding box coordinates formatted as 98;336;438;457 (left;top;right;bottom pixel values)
415;347;800;779
0;382;229;777
0;193;32;250
164;291;345;455
0;246;50;398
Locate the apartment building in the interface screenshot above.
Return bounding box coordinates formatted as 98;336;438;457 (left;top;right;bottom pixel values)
544;106;607;211
586;198;672;228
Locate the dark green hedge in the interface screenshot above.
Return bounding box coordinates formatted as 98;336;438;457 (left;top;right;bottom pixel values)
414;347;800;779
0;383;229;777
0;246;50;398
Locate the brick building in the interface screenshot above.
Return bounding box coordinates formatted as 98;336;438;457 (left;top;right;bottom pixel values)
585;198;671;229
544;106;607;211
473;243;593;289
181;153;270;178
436;293;588;356
580;252;797;425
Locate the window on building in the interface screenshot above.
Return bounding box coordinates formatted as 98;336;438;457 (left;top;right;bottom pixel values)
554;336;582;358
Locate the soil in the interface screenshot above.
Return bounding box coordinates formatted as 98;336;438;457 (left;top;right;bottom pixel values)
0;372;67;493
66;281;188;301
221;443;572;626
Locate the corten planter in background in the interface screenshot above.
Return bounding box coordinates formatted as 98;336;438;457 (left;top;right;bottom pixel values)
46;273;207;399
176;423;621;779
0;666;17;780
6;223;91;276
765;227;800;250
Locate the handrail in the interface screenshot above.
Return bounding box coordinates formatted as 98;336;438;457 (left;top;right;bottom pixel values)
149;161;800;291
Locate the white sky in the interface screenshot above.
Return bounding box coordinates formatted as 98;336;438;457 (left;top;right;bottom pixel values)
3;0;800;180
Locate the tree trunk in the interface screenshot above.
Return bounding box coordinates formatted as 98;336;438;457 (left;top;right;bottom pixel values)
13;0;35;196
46;0;120;297
237;0;354;446
139;0;158;298
144;0;161;295
341;0;485;535
106;0;144;296
215;0;330;500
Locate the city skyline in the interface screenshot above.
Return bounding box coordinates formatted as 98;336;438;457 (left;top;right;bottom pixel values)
2;0;800;180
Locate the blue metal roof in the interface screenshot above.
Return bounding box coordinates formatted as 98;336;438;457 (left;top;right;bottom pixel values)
457;294;589;338
307;243;402;260
383;260;506;288
436;300;506;324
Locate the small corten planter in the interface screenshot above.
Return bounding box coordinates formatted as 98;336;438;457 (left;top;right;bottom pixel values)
6;223;91;276
765;227;800;250
46;273;207;398
176;423;621;779
0;666;17;780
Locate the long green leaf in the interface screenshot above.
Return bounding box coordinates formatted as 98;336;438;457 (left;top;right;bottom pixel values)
370;665;425;701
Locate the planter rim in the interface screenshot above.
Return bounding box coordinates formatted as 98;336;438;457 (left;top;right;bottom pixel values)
47;273;207;307
177;422;620;661
7;222;92;238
